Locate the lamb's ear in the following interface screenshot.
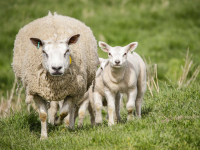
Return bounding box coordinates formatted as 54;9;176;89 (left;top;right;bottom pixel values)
68;34;80;45
99;58;106;64
99;41;110;52
125;42;138;53
30;38;44;48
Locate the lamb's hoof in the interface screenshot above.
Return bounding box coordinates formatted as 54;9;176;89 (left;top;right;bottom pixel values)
67;126;75;132
95;122;102;126
54;117;61;126
127;114;134;121
40;135;48;140
108;121;114;126
78;124;83;128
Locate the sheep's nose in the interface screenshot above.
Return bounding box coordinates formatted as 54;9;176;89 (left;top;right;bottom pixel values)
115;60;120;65
52;66;62;71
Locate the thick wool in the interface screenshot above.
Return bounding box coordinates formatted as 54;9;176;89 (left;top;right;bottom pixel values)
12;13;99;101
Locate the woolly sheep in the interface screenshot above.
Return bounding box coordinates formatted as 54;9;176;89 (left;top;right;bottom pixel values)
12;12;99;139
98;41;146;126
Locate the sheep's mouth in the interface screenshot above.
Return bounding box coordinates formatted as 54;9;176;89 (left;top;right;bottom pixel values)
51;72;64;76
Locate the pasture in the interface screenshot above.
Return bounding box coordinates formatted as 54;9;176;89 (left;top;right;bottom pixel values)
0;0;200;149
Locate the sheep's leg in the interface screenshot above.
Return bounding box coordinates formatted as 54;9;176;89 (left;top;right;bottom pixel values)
88;103;95;125
94;92;103;125
33;95;48;140
78;99;89;127
48;101;59;125
115;92;121;123
104;89;115;126
126;88;137;121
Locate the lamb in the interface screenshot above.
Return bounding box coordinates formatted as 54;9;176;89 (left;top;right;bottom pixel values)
63;58;122;127
12;12;99;139
98;41;146;126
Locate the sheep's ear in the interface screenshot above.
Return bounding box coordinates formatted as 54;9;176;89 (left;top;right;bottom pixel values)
99;41;110;52
125;42;138;53
30;38;44;48
68;34;80;45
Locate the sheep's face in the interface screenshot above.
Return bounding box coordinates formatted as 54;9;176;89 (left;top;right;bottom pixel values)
30;34;80;76
99;41;138;69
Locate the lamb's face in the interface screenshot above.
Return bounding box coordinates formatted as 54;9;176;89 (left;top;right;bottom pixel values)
99;58;108;71
99;41;138;69
30;34;80;76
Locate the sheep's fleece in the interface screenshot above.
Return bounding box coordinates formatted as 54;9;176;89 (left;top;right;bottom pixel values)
12;12;99;102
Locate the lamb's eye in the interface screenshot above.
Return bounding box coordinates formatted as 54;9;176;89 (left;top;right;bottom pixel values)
123;53;127;56
108;53;112;56
64;49;69;57
101;67;103;70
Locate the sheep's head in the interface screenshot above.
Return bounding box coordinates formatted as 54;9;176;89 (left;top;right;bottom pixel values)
30;34;80;76
99;41;138;69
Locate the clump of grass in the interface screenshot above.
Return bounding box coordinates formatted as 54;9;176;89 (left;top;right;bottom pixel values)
0;79;24;118
178;49;200;89
144;57;159;97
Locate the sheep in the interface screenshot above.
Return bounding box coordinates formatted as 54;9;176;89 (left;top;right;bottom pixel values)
12;12;99;139
63;58;122;127
98;41;146;126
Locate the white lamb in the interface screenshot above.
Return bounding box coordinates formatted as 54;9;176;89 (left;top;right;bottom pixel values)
97;41;146;126
12;12;99;139
63;58;122;127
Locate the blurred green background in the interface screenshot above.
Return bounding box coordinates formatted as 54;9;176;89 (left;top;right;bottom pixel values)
0;0;200;94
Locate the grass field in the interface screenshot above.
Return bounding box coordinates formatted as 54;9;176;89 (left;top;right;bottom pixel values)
0;0;200;149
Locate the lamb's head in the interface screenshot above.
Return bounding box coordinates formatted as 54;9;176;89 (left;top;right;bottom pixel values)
99;58;108;71
99;41;138;68
30;34;80;76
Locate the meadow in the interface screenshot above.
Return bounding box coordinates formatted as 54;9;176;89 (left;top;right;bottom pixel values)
0;0;200;149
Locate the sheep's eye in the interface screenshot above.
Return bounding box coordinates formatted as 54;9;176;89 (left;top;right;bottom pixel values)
42;50;48;57
123;53;127;56
64;49;69;57
101;67;103;70
108;53;112;56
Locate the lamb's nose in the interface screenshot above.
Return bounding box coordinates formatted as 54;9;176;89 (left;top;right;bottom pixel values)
115;60;120;65
52;66;62;71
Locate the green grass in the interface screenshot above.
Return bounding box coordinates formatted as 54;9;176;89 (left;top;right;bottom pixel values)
0;82;200;149
0;0;200;149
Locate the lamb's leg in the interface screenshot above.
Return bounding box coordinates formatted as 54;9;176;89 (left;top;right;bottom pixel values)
54;99;69;125
88;103;95;125
135;70;146;118
126;88;137;121
64;109;78;128
135;95;143;118
48;101;59;125
115;92;121;123
94;92;103;125
33;95;48;140
67;97;77;130
104;89;116;126
78;98;89;127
